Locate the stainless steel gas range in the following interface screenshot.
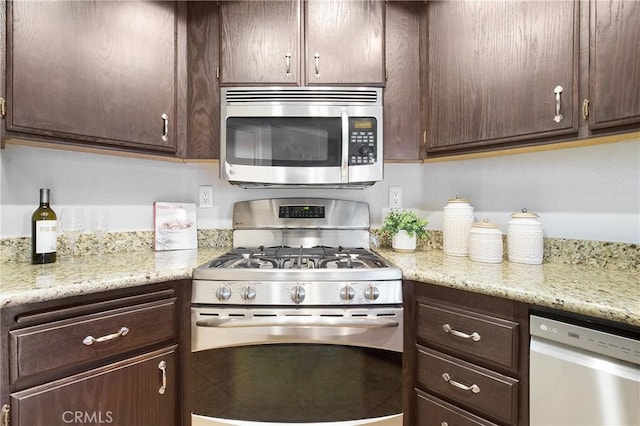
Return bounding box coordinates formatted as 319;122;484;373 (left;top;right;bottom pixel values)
191;198;403;426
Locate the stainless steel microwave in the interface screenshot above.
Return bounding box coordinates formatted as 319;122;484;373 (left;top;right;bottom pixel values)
221;87;383;188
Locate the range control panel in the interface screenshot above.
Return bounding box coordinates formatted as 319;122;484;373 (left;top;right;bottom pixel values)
279;205;325;219
348;117;377;165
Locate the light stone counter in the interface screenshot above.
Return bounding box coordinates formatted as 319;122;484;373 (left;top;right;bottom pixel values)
1;247;639;328
0;248;225;308
375;248;640;327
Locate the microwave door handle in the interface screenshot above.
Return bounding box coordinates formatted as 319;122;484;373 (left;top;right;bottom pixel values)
341;110;349;182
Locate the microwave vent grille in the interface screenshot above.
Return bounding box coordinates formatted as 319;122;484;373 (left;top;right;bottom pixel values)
224;88;380;105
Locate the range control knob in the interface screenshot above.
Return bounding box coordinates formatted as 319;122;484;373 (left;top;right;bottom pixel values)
364;285;380;301
290;285;306;304
340;285;355;301
242;285;256;301
216;285;232;301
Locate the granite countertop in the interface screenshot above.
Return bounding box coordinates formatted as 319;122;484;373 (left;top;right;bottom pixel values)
1;248;639;327
0;248;225;308
375;248;640;327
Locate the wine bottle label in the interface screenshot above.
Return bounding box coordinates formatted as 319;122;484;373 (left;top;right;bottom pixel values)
35;220;57;254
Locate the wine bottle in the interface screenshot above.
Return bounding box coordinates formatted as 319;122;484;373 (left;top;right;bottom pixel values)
32;188;57;264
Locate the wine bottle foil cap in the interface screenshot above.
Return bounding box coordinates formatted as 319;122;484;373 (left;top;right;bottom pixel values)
39;188;51;203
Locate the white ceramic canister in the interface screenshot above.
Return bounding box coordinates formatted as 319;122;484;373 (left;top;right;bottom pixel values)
507;208;544;264
443;195;475;256
468;219;504;263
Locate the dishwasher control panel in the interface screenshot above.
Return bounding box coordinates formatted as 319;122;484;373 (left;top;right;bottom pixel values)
530;315;640;365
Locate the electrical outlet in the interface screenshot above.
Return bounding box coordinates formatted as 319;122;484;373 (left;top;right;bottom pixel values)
199;185;213;208
389;186;403;209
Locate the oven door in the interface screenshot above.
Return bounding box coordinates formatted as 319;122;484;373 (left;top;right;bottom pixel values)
191;306;403;425
221;104;382;187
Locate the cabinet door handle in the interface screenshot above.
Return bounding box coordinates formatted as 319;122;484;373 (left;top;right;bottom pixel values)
442;323;481;341
553;85;564;123
158;360;167;395
285;53;292;78
442;373;481;394
161;113;169;142
582;98;589;121
82;326;129;346
314;53;320;79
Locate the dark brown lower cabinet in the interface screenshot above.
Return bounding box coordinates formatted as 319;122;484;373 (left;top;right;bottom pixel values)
1;280;191;426
10;347;177;426
403;281;529;426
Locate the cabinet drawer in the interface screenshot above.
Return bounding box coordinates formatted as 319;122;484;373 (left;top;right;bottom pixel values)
416;345;519;425
417;301;519;372
9;298;176;382
416;389;499;426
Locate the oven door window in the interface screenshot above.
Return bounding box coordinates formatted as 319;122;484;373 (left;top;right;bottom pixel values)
192;344;402;423
226;117;342;167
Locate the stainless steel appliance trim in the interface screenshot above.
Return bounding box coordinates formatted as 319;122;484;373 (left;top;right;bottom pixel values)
223;87;381;105
191;306;404;353
196;316;399;328
232;198;370;229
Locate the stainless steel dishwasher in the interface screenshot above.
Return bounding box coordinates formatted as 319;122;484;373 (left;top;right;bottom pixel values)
530;313;640;425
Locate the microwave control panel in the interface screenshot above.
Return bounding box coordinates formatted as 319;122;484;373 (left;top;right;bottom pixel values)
348;118;377;165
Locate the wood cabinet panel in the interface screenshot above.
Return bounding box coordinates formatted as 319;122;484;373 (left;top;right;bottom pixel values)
7;1;180;153
220;1;301;85
187;1;220;159
305;0;384;85
417;301;519;373
383;1;422;161
589;0;640;130
9;298;176;383
416;345;519;425
10;347;177;426
427;0;578;155
416;389;499;426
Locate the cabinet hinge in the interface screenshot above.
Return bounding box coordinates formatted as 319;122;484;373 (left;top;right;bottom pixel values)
0;98;6;119
1;404;10;426
216;66;220;80
582;98;589;121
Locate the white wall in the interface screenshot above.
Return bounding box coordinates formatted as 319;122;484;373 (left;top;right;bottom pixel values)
1;138;638;243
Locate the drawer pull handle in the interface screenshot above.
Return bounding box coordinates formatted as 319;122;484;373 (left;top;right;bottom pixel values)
442;373;481;394
158;360;167;395
82;326;129;346
442;323;481;341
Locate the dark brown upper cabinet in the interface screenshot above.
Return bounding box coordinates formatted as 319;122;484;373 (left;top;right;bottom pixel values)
587;0;640;131
6;1;186;156
383;1;424;162
425;0;579;157
187;1;221;159
220;0;385;86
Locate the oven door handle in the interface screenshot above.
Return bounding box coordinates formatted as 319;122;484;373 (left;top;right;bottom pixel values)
196;317;399;328
341;109;349;183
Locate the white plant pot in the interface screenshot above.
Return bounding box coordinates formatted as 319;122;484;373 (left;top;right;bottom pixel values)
392;230;417;253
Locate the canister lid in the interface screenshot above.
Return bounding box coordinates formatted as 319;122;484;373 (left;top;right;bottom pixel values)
447;195;470;203
511;208;539;218
472;218;499;229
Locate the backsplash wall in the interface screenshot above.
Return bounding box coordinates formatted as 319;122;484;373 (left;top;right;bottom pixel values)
1;138;638;244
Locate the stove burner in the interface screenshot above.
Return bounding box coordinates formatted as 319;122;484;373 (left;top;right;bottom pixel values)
208;246;389;270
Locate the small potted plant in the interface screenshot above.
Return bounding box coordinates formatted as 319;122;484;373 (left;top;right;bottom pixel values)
381;209;428;252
